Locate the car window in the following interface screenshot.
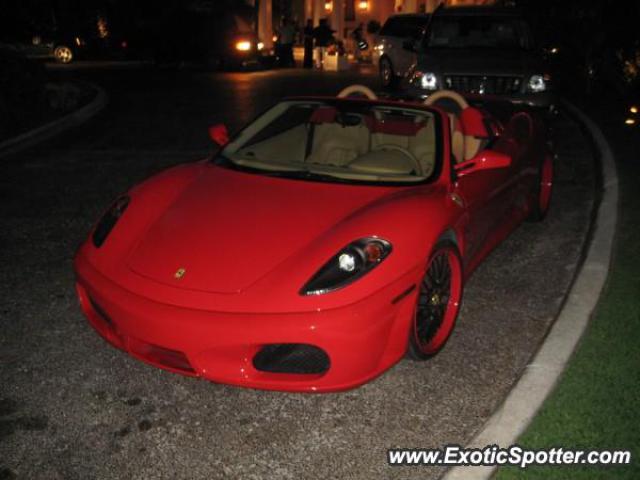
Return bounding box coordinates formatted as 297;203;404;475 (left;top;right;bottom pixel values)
379;18;399;36
380;16;429;39
426;15;532;50
217;100;440;185
399;17;430;38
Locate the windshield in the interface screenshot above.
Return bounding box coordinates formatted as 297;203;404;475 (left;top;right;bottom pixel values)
215;100;440;185
426;15;532;50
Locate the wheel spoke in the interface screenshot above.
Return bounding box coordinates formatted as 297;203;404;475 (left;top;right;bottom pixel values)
414;249;458;351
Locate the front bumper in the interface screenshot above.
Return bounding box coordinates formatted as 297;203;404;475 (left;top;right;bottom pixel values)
402;84;556;108
74;253;419;392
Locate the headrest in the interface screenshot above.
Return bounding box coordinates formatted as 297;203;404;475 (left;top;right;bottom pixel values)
459;107;489;138
310;106;337;124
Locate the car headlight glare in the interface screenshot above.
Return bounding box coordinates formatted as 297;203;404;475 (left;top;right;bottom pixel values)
411;71;437;90
420;72;438;90
528;74;548;93
92;195;130;248
257;41;264;51
236;40;252;51
300;238;392;295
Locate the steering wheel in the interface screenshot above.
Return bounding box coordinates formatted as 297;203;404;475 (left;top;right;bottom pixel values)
423;89;469;111
372;144;423;176
337;84;378;100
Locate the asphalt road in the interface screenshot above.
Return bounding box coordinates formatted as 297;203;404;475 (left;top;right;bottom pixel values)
0;65;595;480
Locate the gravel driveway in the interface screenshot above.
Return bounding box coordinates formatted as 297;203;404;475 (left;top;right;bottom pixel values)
0;67;595;480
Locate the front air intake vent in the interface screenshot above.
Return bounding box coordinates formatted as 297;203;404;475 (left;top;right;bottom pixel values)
253;344;330;374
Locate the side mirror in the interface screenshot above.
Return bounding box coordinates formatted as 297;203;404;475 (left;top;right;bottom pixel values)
402;39;416;52
454;149;511;178
208;123;229;146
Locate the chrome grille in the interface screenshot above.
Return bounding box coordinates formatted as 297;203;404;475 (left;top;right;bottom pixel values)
443;75;523;95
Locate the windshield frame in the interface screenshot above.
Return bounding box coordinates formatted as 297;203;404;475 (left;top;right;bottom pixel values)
211;97;444;187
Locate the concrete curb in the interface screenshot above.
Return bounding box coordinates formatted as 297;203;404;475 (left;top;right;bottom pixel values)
442;101;619;480
0;83;108;159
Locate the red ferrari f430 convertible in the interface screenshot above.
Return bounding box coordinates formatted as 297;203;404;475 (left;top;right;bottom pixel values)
74;86;553;392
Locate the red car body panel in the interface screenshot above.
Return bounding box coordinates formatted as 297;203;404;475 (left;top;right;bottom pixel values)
74;96;549;392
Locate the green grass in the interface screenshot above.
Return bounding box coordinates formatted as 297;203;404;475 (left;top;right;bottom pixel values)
494;116;640;479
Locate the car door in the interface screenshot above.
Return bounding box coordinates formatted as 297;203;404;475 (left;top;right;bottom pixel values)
497;112;536;224
451;135;518;269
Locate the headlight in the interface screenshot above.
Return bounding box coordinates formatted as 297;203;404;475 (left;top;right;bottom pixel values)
300;238;392;295
257;41;264;51
92;196;130;248
412;71;438;91
527;74;549;93
235;40;251;51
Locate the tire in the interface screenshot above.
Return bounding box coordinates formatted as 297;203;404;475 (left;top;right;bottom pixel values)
53;45;74;64
407;241;463;360
379;56;397;89
527;154;554;222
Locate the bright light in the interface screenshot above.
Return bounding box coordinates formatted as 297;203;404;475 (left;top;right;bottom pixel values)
338;253;356;272
272;34;278;42
235;41;251;51
420;72;438;90
550;47;559;54
528;74;547;93
630;106;638;114
257;41;264;51
324;1;333;12
625;118;636;125
97;16;109;39
358;0;369;10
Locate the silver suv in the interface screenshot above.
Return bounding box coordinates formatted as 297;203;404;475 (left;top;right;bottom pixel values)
373;14;430;88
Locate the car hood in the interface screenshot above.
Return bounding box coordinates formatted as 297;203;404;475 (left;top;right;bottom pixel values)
420;48;542;76
127;165;396;294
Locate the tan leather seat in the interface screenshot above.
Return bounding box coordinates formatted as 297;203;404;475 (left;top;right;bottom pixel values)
408;124;436;176
463;135;484;161
370;121;436;176
307;123;370;166
449;114;465;163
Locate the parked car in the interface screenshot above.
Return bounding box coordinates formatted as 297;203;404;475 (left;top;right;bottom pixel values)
373;13;430;88
150;9;268;70
51;32;129;64
74;86;554;392
5;28;129;64
402;7;555;108
201;14;268;70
